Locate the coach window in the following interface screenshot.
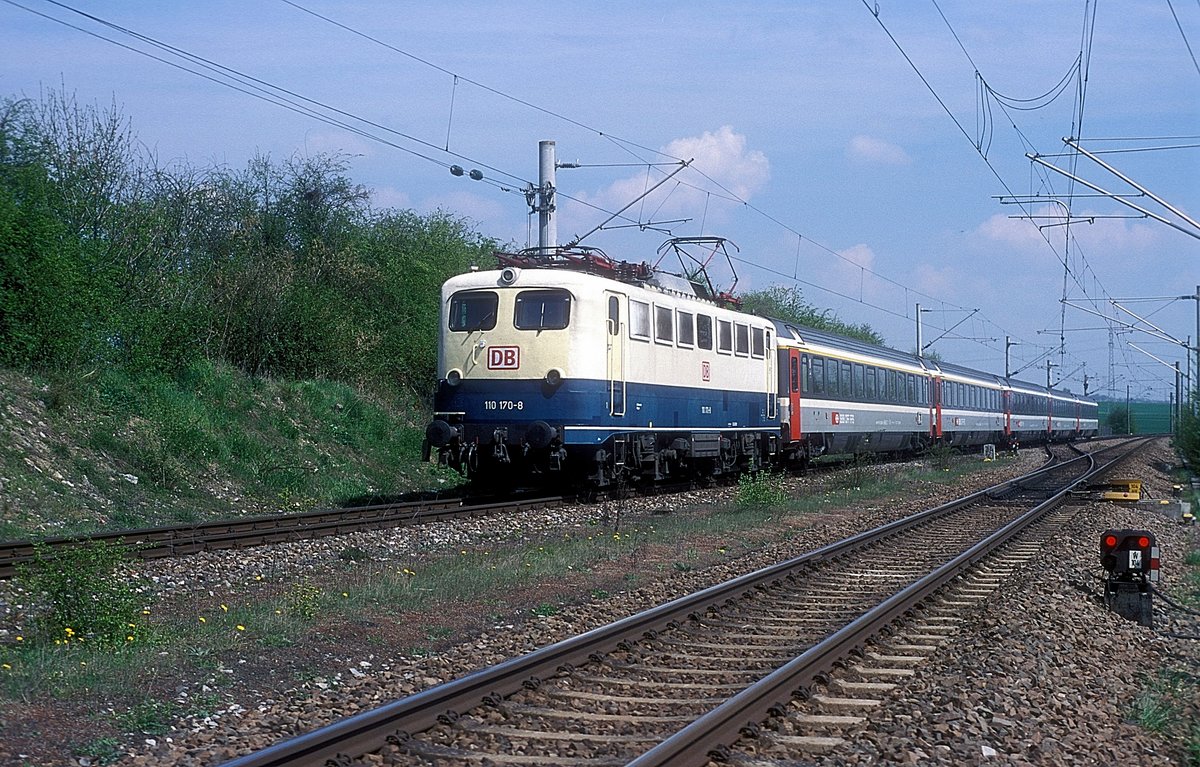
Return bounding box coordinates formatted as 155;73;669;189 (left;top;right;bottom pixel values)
841;361;852;397
852;363;865;399
655;306;674;345
629;300;650;341
448;291;498;332
751;327;765;359
607;296;620;336
865;367;877;401
696;314;713;350
790;355;799;392
677;311;695;348
811;357;824;394
734;323;750;357
907;375;916;405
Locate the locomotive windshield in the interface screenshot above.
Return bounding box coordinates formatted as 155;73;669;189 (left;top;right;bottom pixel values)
448;291;498;332
514;289;572;330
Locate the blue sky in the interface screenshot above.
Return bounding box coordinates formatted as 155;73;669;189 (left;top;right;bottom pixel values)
3;1;1197;402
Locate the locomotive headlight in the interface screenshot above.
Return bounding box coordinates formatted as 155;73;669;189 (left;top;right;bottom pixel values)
544;368;563;387
446;369;463;386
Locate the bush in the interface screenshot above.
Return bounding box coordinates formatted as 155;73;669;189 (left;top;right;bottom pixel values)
736;470;788;510
16;540;147;649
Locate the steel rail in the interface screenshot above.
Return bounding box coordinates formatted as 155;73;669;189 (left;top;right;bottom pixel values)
0;494;564;579
216;440;1142;767
630;438;1148;766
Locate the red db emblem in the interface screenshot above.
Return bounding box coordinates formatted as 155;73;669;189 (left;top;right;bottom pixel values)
701;361;711;381
487;346;520;369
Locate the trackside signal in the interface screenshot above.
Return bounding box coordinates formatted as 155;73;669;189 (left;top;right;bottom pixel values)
1098;529;1158;627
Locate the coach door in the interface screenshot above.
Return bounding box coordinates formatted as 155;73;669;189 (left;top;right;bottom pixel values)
787;350;802;440
605;292;626;417
932;377;943;438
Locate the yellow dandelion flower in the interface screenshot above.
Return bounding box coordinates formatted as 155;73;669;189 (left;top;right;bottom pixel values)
142;609;150;615
126;635;134;642
275;609;282;615
1;663;10;670
80;661;86;667
15;636;22;642
254;574;263;581
236;625;245;631
341;592;348;598
198;616;206;623
220;604;228;612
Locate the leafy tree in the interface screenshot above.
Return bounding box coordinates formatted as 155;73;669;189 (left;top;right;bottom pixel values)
0;89;497;401
0;98;95;371
1174;394;1199;467
738;284;884;345
1106;404;1135;435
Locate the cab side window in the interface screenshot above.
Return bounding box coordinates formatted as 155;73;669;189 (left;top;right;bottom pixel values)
630;300;650;340
717;319;733;354
696;314;713;350
654;306;674;344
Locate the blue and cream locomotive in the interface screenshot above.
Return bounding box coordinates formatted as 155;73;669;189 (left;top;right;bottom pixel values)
423;243;1098;486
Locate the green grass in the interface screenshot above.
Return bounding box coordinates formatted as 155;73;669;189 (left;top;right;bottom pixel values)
1130;541;1200;764
2;360;456;539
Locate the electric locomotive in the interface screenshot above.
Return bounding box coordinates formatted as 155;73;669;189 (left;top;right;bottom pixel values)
423;246;780;486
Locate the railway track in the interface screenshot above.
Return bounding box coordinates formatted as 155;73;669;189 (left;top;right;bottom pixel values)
217;437;1150;767
0;493;565;579
0;438;1021;579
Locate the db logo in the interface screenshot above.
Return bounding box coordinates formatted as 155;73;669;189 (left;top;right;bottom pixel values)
701;361;711;381
831;411;840;425
487;346;520;369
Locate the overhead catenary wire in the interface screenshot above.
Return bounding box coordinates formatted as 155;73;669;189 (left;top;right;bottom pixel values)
1;0;1143;392
280;0;1021;346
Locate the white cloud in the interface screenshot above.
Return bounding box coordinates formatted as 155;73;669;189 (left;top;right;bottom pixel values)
846;135;912;166
418;190;517;240
575;126;769;229
975;205;1163;258
300;129;375;160
370;185;411;211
